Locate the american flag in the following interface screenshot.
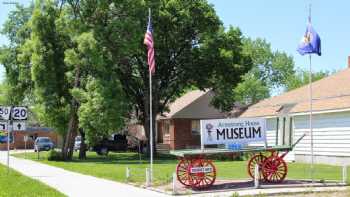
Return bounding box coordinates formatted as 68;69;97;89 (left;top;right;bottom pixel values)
144;13;155;74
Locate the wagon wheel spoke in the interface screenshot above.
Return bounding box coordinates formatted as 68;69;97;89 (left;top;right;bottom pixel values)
176;159;193;187
262;156;288;183
247;154;267;179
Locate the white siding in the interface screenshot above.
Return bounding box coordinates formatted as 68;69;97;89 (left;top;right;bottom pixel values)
266;118;277;146
293;111;350;157
266;118;295;161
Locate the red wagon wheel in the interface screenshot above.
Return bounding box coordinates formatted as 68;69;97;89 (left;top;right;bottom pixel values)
188;158;216;189
176;158;192;186
261;155;288;183
247;153;267;179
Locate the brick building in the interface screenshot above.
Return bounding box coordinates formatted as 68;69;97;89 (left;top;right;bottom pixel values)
157;90;226;150
0;127;60;150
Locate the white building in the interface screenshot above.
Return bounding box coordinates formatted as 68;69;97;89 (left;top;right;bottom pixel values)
240;59;350;165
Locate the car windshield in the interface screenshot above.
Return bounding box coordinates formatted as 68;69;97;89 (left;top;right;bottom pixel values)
75;136;81;142
39;138;50;143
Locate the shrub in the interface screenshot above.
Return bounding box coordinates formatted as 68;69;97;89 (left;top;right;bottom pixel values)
47;150;63;161
208;153;243;161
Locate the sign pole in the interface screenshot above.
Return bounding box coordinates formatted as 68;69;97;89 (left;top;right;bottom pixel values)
7;109;12;174
24;136;27;159
7;121;10;174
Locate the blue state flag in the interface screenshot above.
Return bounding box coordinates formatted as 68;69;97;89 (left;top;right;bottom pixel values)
297;23;321;56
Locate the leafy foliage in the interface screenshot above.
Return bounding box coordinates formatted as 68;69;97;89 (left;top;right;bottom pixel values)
233;38;296;105
77;1;252;144
285;69;331;91
1;1;129;159
233;73;269;105
27;1;71;135
76;78;128;145
0;4;33;105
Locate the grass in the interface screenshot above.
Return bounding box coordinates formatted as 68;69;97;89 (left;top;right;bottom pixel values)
0;163;65;197
14;151;350;186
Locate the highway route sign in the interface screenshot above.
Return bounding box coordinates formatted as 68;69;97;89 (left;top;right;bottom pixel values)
0;122;7;131
13;121;26;131
0;106;11;120
11;107;28;120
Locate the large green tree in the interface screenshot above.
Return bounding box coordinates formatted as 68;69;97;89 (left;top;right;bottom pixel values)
28;1;129;159
1;1;128;160
26;1;75;159
233;38;295;105
72;0;252;154
66;31;129;158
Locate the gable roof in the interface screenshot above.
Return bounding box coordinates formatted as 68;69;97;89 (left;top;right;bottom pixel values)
158;90;225;119
240;68;350;117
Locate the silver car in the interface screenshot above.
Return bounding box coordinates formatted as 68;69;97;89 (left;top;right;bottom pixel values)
74;136;81;151
34;137;54;152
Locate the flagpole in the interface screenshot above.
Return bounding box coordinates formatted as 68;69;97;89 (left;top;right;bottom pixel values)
308;4;314;184
309;54;314;183
148;8;154;185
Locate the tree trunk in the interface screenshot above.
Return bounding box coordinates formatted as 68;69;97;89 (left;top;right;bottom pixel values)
61;133;66;154
62;105;79;160
62;65;81;161
79;128;86;160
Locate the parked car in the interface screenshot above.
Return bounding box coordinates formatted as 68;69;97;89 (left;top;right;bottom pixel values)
34;137;54;152
92;134;128;155
74;136;81;151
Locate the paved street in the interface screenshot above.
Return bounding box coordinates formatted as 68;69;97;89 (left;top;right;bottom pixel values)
0;151;167;197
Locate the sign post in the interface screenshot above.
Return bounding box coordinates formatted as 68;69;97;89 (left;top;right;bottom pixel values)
7;120;11;174
0;106;28;174
24;135;28;159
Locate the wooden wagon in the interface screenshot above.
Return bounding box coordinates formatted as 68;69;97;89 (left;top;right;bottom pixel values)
169;118;305;190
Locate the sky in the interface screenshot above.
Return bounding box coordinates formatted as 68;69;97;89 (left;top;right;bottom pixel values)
0;0;350;81
207;0;350;72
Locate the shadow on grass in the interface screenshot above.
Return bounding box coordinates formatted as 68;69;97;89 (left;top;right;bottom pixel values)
45;152;179;165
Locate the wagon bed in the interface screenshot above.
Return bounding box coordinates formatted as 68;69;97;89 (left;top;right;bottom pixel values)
170;145;292;157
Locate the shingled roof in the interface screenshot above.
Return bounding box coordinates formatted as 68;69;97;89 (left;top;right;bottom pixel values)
240;68;350;117
158;90;225;119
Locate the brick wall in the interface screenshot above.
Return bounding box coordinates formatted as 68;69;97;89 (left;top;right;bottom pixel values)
171;119;200;150
157;120;172;145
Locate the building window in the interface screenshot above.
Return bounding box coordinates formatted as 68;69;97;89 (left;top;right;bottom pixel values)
191;120;200;135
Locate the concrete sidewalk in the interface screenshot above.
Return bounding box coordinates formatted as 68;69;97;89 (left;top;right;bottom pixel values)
0;151;168;197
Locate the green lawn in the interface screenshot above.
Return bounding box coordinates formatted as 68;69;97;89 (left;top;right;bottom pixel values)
14;151;350;186
0;163;65;197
